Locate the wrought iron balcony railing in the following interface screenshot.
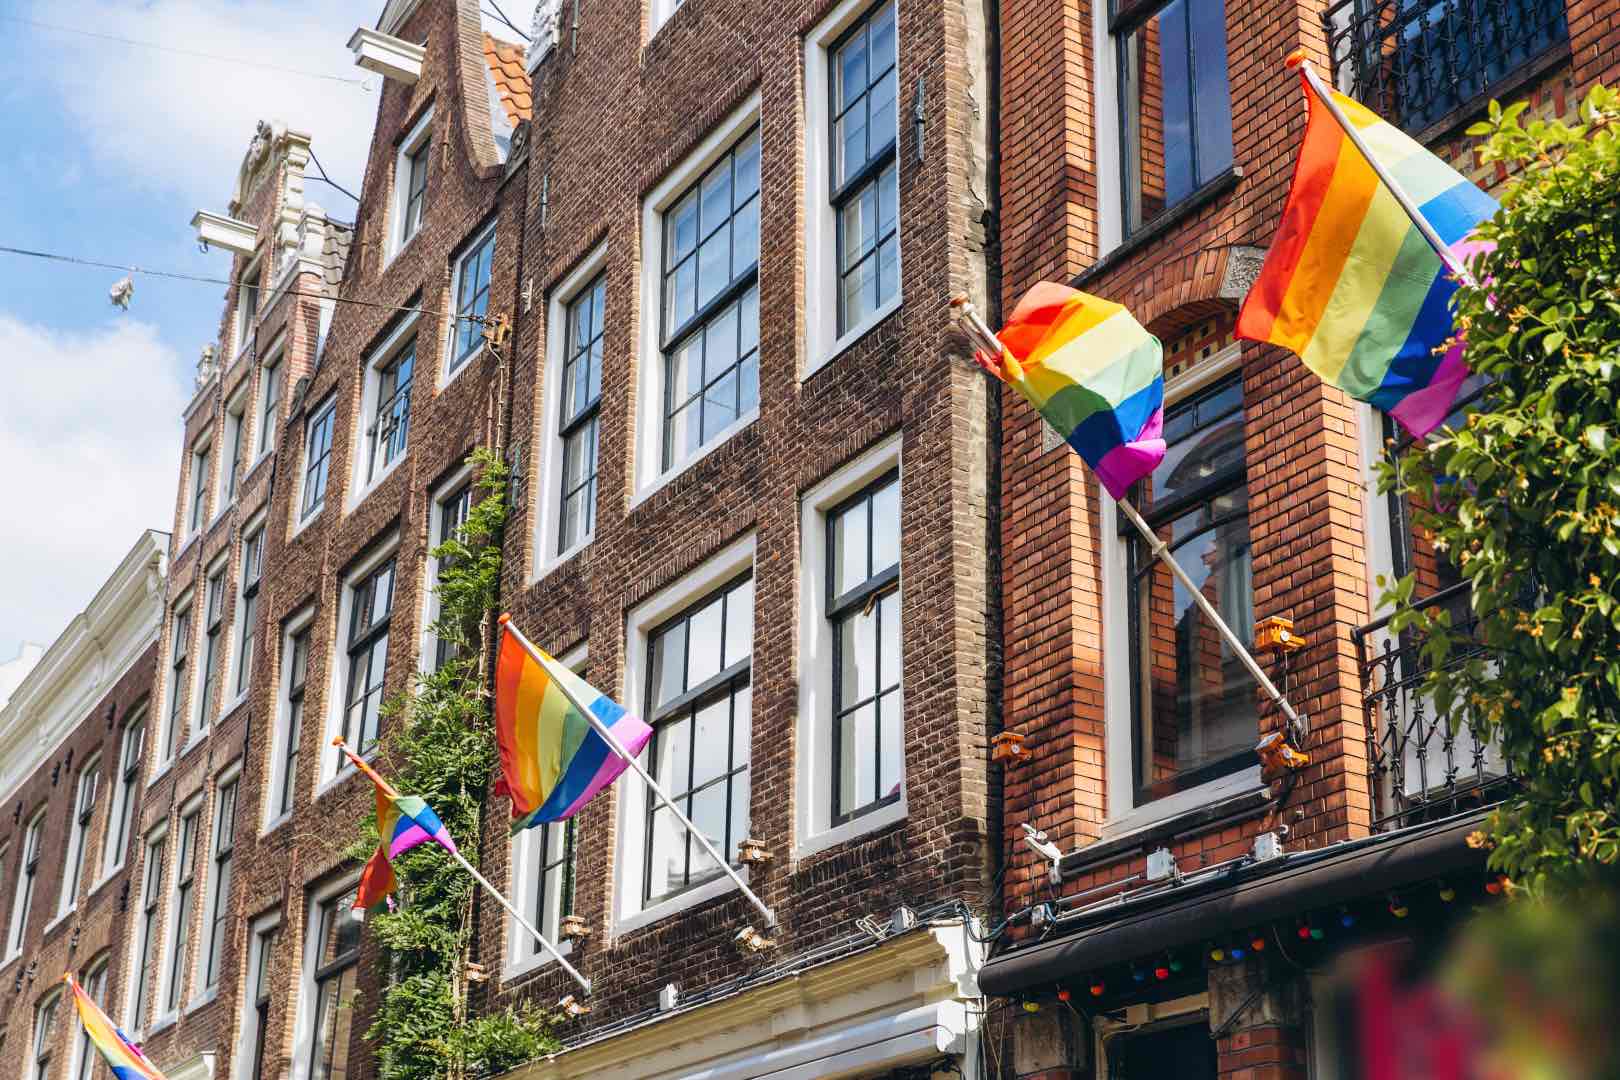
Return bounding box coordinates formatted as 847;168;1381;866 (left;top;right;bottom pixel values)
1353;582;1514;833
1324;0;1569;135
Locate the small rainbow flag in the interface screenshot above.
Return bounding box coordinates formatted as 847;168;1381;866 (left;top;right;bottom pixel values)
981;282;1165;499
343;749;459;912
65;972;166;1080
1236;60;1497;438
494;622;652;831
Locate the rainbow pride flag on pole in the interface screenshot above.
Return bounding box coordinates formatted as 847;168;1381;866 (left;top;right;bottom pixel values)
979;282;1166;499
1236;58;1497;438
66;973;166;1080
494;624;653;831
338;743;459;912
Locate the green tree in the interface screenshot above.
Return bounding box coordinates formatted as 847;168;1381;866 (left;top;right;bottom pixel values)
1380;84;1620;894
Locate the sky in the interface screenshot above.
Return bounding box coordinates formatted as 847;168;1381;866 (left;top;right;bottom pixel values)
0;1;518;666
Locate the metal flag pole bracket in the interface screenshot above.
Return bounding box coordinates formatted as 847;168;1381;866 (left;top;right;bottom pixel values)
498;616;779;929
332;736;592;993
949;297;1306;735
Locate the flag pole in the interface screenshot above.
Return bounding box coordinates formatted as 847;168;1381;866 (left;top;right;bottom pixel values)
498;616;778;929
951;298;1305;733
332;738;591;993
1289;53;1479;289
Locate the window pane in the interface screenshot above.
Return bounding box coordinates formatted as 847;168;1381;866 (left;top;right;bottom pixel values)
654;716;692;797
697;227;732;309
690;697;730;790
699;162;732;235
731;199;759;278
871;478;899;574
723;578;753;669
840;609;878;708
686;596;724;686
647;807;681;899
731;683;752;766
878;686;903;798
703;300;739;384
833;496;870;598
669;194;699;266
651;620;686;709
701;369;738;442
734;133;760;202
869;68;898;151
686;782;727;880
838;702;876;814
879;590;902;688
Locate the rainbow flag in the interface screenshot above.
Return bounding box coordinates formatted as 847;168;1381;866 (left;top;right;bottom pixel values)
1235;63;1497;438
494;624;652;831
983;282;1165;499
352;772;458;912
65;973;166;1080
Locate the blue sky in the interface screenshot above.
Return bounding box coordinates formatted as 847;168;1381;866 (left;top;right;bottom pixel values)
0;2;514;668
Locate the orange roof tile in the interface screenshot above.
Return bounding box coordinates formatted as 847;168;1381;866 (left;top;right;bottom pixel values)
483;33;532;125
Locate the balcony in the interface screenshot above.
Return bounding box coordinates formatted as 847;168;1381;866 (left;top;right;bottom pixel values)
1353;582;1514;833
1324;0;1570;136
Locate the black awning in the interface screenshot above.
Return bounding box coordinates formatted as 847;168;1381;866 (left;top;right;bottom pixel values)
978;813;1488;998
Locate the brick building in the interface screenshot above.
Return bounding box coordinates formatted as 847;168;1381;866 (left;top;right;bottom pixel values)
981;0;1619;1076
0;531;165;1080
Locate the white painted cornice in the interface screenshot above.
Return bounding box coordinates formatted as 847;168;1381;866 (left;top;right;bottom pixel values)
191;211;259;257
349;27;425;84
376;0;426;36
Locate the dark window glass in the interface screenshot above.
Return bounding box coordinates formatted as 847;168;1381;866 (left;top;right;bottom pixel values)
166;809;200;1013
104;714;145;874
659;128;761;471
248;924;276;1080
831;3;900;333
63;761;100;908
237;530;264;698
308;890;362;1080
10;812;44;953
1110;1018;1217;1078
342;558;395;763
1116;0;1234;235
257;359;281;457
1125;377;1254;804
369;343;415;481
280;628;310;816
559;275;605;552
165;607;192;761
237;262;261;354
33;991;61;1080
197;568;227;730
450;228;497;370
226;406;247;500
203;780;236;989
301;399;337;520
433;486;473;670
533;819;575;949
644;575;753;904
190;445;212;534
132;835;166;1031
402;142;429;244
75;962;108;1080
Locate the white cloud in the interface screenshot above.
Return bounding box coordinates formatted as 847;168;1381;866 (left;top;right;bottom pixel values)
0;316;188;655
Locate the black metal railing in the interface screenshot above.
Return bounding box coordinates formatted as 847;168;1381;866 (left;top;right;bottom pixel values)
1353;582;1514;833
1324;0;1569;134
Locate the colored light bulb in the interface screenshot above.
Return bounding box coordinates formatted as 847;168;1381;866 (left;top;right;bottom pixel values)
1230;946;1245;960
1133;968;1147;982
1309;927;1325;940
1168;958;1184;972
1297;924;1312;940
1251;937;1266;952
1209;948;1225;962
1090;982;1105;997
1057;989;1071;1002
1341;912;1355;928
1439;886;1456;902
1154;966;1171;980
1023;1001;1041;1014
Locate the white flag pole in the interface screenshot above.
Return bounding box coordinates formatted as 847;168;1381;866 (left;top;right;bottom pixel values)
498;617;778;929
951;298;1305;733
332;737;591;993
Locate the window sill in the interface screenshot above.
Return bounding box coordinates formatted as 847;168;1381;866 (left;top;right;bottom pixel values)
249;447;276;474
207;505;233;533
88;867;124;898
0;951;18;973
796;796;908;862
503;937;574;984
532;535;592;584
220;691;251;722
174;531;201;561
1066;771;1268;877
441;344;486;391
261;810;293;837
185;988;219;1016
146;758;174;788
181;728;211;757
615;867;747;937
806;296;902;381
291;502;325;540
630;411;759;512
146;1013;179;1038
316;749;379;800
1074;166;1245;290
347;454;406;517
44;907;75;936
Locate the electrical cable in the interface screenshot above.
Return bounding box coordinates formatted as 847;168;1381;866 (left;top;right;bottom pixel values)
482;1;532;40
306;149;360;204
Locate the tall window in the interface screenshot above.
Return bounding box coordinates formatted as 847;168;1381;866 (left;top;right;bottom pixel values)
831;2;899;333
237;529;264;699
32;990;61;1080
659;128;761;472
402;145;429;244
165;604;192;760
560;275;604;552
449;226;496;373
534;820;574;947
368;343;415;483
165;806;201;1016
432;485;472;670
278;627;310;817
236;259;261;355
644;575;753;903
1116;0;1234;235
201;778;236;991
395;110;433;253
61;759;100;913
103;712;145;875
343;558;395;762
189;442;212;535
8;809;45;954
1126;377;1254;804
224;396;248;502
301;397;337;520
257;357;282;458
828;471;902;822
131;832;166;1032
197;566;227;732
245;921;277;1080
74;959;109;1080
308;889;362;1080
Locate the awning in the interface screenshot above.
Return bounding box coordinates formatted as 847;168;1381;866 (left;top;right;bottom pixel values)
979;812;1488;998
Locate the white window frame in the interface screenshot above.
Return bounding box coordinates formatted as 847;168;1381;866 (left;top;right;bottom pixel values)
68;954;111;1080
795;434;907;858
192;554;232;744
803;0;904;377
649;0;684;37
233;911;282;1080
5;806;46;961
155;794;205;1029
632;93;762;506
389;107;434;263
32;986;64;1080
443;220;498;387
1090;0;1125;262
264;606;317;832
193;762;241;1007
187;435;214;541
235;255;262;359
125;821;169;1034
99;709;146;882
230;514;267;713
293;394;339;536
254;337;286;465
1098;343;1261;837
290;875;363;1080
156;589;196;777
350;313;420;511
421;465;475;672
58;754;102;917
319;536;401;792
614;533;756;935
534;244;609;578
223;386;251;506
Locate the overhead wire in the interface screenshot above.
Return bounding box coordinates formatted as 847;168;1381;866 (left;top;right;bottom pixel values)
482;1;532;41
306;148;361;204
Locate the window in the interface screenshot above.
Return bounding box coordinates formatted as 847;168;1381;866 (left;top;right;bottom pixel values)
164;805;201;1016
1125;377;1254;804
224;393;249;502
164;603;192;761
559;275;604;552
367;340;415;483
650;0;685;33
828;471;902;823
448;225;496;375
32;990;61;1080
236;528;264;699
201;777;237;992
73;958;109;1080
534;820;574;945
60;758;101;913
830;3;900;335
189;441;212;535
276;625;311;818
1106;1016;1217;1078
430;483;472;670
257;356;282;459
7;809;45;955
393;109;433;255
657;126;761;473
197;565;228;732
1115;0;1234;235
242;918;278;1080
103;712;145;875
300;397;337;521
342;557;395;763
307;889;362;1080
236;258;261;356
131;831;167;1032
643;575;753;904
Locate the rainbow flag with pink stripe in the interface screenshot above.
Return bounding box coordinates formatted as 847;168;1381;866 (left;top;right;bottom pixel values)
66;973;166;1080
494;627;652;830
354;784;457;911
1236;64;1497;437
985;282;1166;499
